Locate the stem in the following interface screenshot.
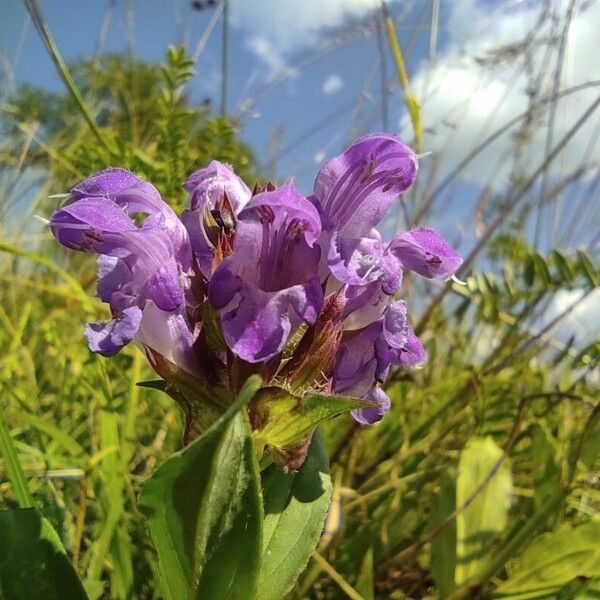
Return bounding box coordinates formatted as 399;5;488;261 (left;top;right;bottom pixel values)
0;390;35;508
23;0;115;156
311;551;365;600
220;0;230;116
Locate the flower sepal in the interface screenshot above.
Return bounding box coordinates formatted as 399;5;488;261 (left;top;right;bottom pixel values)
140;350;233;443
249;386;375;471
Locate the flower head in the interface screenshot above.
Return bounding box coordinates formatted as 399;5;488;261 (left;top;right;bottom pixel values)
50;136;462;468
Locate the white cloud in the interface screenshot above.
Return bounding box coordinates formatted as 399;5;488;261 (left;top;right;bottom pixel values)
322;74;344;95
401;0;600;189
232;0;379;74
543;288;600;346
244;35;298;79
313;150;326;164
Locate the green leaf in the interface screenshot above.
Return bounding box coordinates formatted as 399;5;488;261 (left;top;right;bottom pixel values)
576;249;599;287
455;437;513;585
530;424;561;514
523;255;536;287
135;379;167;391
139;375;263;600
355;547;375;600
0;508;88;600
251;386;373;450
430;469;457;597
494;521;600;598
256;432;332;600
552;250;574;285
533;253;552;286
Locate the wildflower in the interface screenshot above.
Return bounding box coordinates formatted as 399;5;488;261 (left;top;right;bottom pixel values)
208;182;323;363
308;134;462;421
50;168;199;376
50;134;462;467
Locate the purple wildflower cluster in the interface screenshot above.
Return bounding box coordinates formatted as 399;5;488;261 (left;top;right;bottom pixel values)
50;134;462;429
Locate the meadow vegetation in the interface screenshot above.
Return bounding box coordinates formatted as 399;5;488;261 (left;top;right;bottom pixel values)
0;5;598;598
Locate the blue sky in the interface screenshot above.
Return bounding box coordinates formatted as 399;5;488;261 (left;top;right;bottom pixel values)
1;0;598;341
2;0;598;242
1;0;434;192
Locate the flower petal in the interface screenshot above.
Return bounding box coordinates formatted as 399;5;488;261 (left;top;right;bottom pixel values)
135;301;200;377
50;197;135;251
71;167;140;200
85;305;143;357
396;326;427;367
390;227;463;279
185;160;252;214
382;299;408;349
328;233;387;287
313;133;417;236
333;322;381;397
218;279;322;363
352;386;391;425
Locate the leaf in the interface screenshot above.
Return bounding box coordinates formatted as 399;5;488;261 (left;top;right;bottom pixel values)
256;432;332;600
139;375;263;600
552;250;574;285
0;508;88;600
494;521;600;598
576;249;599;288
251;386;373;451
355;547;375;600
530;424;561;514
523;255;536;287
430;469;457;597
455;437;513;585
533;253;552;286
135;379;167;391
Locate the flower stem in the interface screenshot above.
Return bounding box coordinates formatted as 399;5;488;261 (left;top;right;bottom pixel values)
23;0;115;157
0;390;35;508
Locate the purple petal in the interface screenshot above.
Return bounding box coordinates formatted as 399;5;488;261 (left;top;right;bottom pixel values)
218;279;322;363
135;302;200;377
213;183;322;293
313;133;417;237
180;207;215;277
207;258;242;309
333;322;381;397
71;168;140;200
352;386;391;425
145;261;185;311
50;197;135;251
62;169;192;270
96;256;134;306
85;306;143;357
382;299;408;349
342;282;389;329
390;227;463;279
328;233;387;287
184;160;251;214
396;326;427;367
238;182;322;247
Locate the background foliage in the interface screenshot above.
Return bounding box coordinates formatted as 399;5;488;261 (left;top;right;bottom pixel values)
0;2;598;599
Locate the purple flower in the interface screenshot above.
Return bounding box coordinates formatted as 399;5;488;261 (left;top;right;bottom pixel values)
208;183;324;363
49;134;463;452
181;161;252;277
352;387;391;426
332;297;425;424
310;134;462;324
50;168;199;375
